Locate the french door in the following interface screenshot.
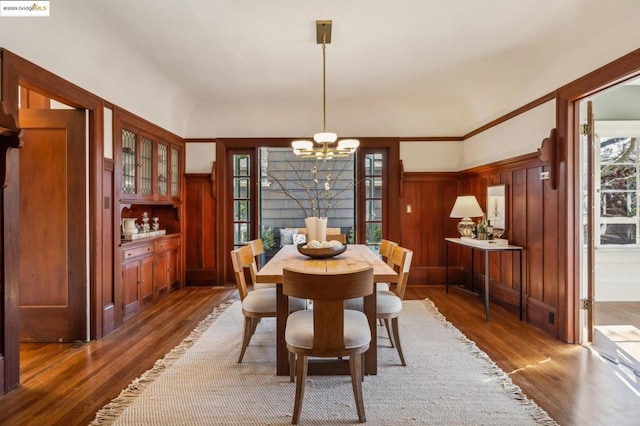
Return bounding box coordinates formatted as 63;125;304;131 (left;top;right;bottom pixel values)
224;148;258;283
357;148;388;252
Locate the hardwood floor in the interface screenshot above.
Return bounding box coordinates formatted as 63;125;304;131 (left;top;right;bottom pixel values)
2;285;639;425
596;301;640;328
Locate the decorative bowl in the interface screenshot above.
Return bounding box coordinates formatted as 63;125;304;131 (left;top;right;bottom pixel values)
296;242;347;259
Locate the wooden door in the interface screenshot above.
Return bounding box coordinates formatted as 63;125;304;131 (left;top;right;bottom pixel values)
18;109;86;342
225;149;258;284
123;260;141;319
155;251;169;297
139;255;154;304
585;100;596;342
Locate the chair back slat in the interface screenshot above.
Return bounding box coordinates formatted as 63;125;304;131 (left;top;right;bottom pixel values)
388;246;413;300
230;244;256;301
247;239;264;282
379;239;398;265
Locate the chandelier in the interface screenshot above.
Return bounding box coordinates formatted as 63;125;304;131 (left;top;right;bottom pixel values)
291;20;359;160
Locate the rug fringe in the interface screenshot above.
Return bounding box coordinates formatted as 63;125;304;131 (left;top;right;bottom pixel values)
90;298;236;425
421;299;559;426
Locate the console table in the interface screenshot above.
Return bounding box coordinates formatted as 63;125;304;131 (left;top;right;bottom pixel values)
445;238;524;321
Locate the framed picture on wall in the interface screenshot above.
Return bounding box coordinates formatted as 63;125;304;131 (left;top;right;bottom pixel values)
487;184;506;230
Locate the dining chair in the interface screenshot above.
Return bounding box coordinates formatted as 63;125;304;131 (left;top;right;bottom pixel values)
248;239;275;289
345;245;413;366
231;245;306;363
296;227;341;239
283;266;374;424
326;233;347;243
374;239;398;292
379;239;398;266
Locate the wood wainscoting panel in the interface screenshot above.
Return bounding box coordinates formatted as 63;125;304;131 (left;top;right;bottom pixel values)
404;153;560;335
399;173;458;284
185;174;217;285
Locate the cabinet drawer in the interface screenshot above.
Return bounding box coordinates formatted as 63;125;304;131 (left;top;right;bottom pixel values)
122;244;154;260
155;237;179;253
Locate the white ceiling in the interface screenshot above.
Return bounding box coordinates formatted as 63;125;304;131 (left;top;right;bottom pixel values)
2;0;640;137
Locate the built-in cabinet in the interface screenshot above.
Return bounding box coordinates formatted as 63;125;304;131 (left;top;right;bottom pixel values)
122;243;154;320
111;108;185;329
119;123;182;202
121;234;181;322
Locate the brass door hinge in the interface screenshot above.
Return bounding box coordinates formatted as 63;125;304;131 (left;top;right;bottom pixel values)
579;123;591;136
581;298;592;310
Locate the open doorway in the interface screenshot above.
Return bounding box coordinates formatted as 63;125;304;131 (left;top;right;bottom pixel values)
17;87;89;383
577;78;640;382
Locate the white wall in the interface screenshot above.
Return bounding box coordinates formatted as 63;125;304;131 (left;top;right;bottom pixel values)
399;141;463;172
460;100;556;170
186;143;216;174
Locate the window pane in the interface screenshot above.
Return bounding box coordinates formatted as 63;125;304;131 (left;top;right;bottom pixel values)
235;156;249;176
234;178;250;198
366;200;382;221
601;164;636;190
600;191;636;217
234;200;249;221
234;223;249;245
600;137;636;164
365;222;382;243
600;223;636;245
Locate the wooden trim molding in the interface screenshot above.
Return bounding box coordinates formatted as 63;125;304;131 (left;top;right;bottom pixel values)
537;128;559;190
211;162;216;199
0;102;23;188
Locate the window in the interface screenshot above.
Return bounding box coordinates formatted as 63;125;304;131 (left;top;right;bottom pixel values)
259;147;355;245
232;154;251;248
595;121;640;245
363;152;383;249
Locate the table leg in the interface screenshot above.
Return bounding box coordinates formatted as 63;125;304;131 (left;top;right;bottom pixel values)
445;240;449;293
519;250;523;321
276;284;289;376
484;251;490;321
471;248;475;292
363;289;377;375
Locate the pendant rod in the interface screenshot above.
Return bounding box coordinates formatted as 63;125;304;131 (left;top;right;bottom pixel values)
321;25;327;133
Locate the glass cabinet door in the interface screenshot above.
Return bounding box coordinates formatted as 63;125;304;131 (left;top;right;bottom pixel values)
122;128;137;194
171;146;180;198
140;136;153;196
157;142;168;197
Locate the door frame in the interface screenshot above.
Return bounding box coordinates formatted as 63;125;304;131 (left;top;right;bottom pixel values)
557;48;640;343
1;49;103;393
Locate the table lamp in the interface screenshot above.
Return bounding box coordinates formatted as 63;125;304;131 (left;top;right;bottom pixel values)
450;195;484;237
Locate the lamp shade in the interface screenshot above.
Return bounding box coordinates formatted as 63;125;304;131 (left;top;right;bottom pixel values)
450;195;484;237
449;195;483;218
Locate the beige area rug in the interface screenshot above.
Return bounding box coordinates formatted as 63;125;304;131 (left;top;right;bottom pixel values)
91;299;557;425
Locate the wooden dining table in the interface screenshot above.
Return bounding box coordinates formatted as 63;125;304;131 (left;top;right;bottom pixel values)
255;244;398;376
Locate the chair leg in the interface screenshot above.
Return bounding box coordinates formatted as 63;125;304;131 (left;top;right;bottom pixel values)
383;318;394;347
238;316;253;363
289;351;296;383
249;317;261;337
391;317;406;366
292;355;308;425
349;354;366;423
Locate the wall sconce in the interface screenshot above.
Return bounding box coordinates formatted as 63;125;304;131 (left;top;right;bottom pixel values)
450;195;484;237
